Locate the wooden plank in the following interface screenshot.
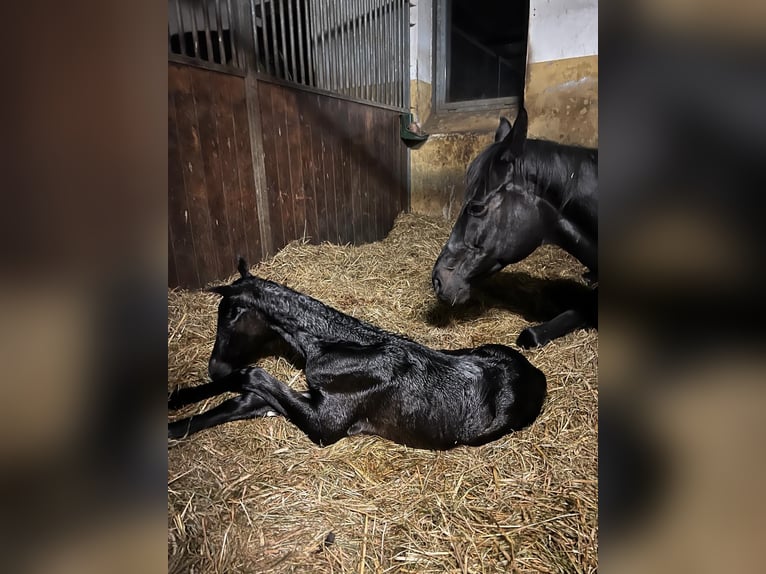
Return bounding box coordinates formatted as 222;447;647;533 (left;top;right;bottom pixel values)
169;64;203;287
296;90;320;243
338;98;356;244
283;88;307;241
167;211;179;288
319;97;341;244
193;67;233;281
244;74;273;258
230;74;264;265
364;106;381;241
258;83;286;251
177;65;221;286
211;72;249;267
309;93;330;243
271;85;298;245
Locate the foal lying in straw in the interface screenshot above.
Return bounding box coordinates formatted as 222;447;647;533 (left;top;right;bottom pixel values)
169;259;546;450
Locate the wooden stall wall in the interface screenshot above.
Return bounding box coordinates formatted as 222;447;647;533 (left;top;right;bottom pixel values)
169;65;408;289
257;80;407;252
169;62;264;288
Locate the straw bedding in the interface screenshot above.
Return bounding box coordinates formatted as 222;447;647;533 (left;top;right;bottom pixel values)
168;213;598;573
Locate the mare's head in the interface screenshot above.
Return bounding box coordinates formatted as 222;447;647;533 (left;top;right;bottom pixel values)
432;109;546;305
206;258;269;379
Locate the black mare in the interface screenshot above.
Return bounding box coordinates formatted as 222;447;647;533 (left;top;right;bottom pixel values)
169;259;546;450
432;108;598;348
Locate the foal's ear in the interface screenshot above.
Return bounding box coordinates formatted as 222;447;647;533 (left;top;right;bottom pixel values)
237;256;251;278
207;285;233;297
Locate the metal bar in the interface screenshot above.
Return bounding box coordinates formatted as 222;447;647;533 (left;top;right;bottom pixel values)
397;0;403;108
326;0;336;92
351;0;361;98
363;0;371;102
250;0;262;73
214;0;226;64
202;0;214;63
404;0;410;111
287;0;298;83
226;0;239;66
331;0;341;92
258;0;271;75
306;0;317;86
278;0;289;80
384;0;391;106
296;0;307;84
268;0;281;77
317;0;328;89
373;0;382;103
393;0;399;107
338;2;351;95
173;0;186;56
354;0;362;99
189;1;200;58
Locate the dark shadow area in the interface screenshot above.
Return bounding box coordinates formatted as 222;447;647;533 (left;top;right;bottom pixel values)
425;271;594;327
599;394;671;539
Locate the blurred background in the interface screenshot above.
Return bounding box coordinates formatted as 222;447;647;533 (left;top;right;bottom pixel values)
0;0;764;572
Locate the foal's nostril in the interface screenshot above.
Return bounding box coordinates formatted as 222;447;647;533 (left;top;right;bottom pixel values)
433;276;442;293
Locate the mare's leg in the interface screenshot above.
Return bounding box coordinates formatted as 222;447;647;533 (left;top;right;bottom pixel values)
168;392;273;439
168;370;248;410
516;308;592;349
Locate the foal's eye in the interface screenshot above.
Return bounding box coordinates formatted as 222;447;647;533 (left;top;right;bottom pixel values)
467;202;487;217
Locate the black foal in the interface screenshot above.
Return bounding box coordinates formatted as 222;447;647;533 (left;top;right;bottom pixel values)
169;259;547;450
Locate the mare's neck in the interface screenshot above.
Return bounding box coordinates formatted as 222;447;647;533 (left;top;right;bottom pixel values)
545;207;597;272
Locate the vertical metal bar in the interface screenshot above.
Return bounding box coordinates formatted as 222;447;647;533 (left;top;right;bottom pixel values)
351;0;361;98
278;0;289;80
330;0;341;92
189;0;200;58
287;0;298;82
214;0;225;64
336;0;347;93
373;0;381;103
306;0;317;86
326;0;336;92
268;0;281;77
173;0;186;55
225;0;239;66
202;0;214;62
385;0;391;105
250;0;262;73
258;0;271;75
397;0;403;108
296;0;307;84
404;0;410;110
316;0;327;89
363;0;371;102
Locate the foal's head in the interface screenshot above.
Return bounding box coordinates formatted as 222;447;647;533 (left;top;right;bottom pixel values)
432;109;546;305
206;258;270;379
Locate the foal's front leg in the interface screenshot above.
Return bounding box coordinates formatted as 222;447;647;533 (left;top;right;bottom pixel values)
238;366;346;447
168;392;274;439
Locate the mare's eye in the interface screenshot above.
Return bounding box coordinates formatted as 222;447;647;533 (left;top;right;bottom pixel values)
467;202;487;217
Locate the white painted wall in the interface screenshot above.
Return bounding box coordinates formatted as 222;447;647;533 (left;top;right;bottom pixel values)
528;0;598;63
409;0;433;83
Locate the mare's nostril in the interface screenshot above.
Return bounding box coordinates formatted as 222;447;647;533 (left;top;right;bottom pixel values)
433;276;441;293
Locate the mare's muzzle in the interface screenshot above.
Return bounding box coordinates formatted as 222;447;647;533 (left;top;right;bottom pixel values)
432;252;471;305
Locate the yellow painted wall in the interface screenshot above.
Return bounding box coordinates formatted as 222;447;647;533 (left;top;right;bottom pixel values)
409;55;597;218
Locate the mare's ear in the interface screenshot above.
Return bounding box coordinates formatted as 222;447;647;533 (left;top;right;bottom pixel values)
237;256;251;278
499;107;528;162
495;117;513;143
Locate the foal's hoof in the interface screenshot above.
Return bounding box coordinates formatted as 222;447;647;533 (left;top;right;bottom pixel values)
517;328;544;349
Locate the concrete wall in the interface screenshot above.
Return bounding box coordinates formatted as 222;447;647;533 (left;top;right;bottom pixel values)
408;0;598;217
